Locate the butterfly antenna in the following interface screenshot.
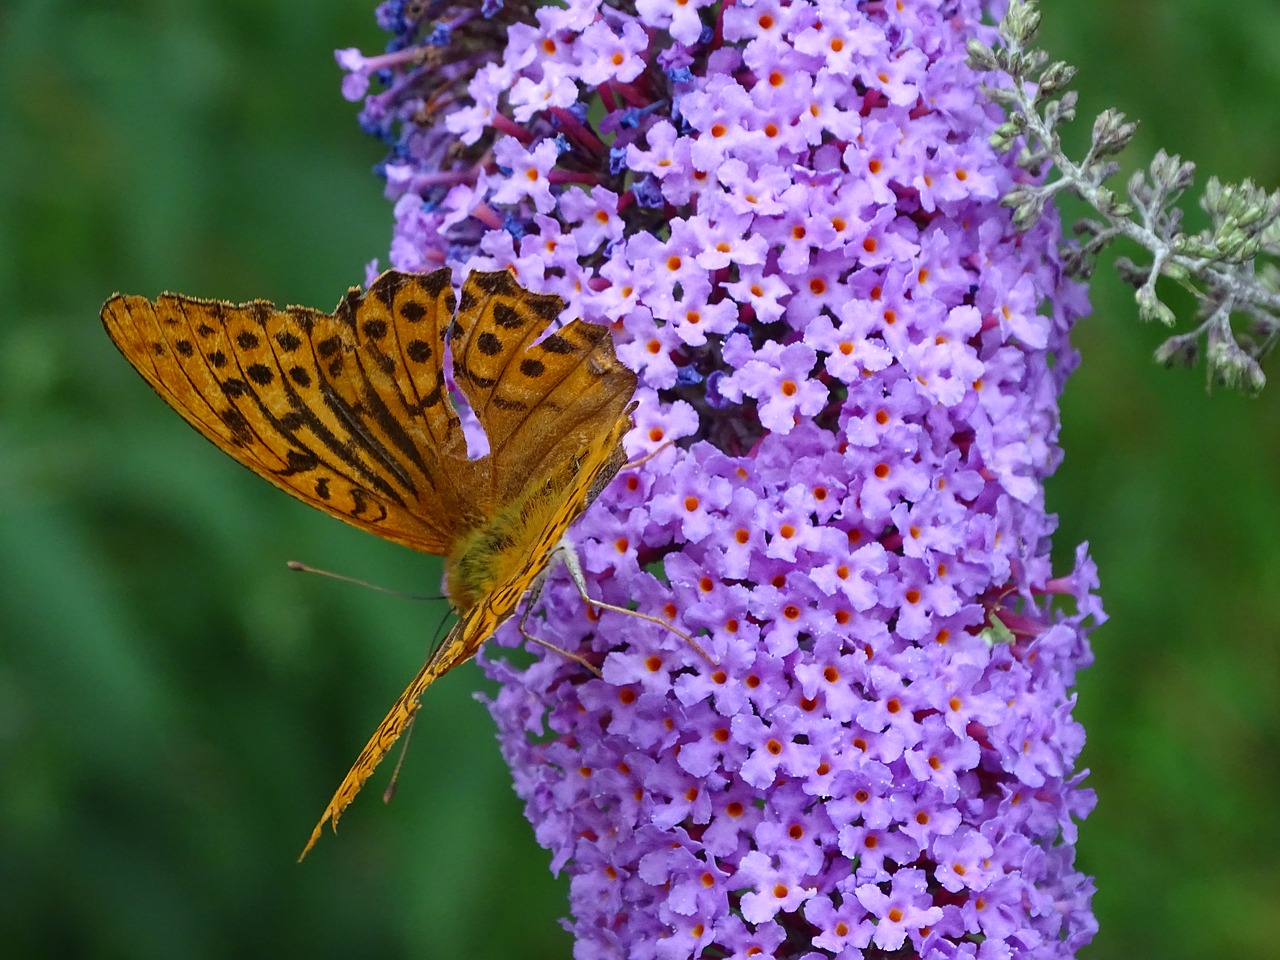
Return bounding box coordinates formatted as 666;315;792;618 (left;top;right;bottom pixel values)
286;561;441;602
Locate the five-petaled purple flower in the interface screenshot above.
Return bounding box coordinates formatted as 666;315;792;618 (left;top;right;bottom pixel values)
341;0;1103;956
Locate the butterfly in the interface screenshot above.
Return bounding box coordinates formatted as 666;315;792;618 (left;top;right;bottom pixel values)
101;268;641;858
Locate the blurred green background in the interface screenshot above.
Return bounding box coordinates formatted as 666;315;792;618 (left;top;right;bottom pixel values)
1;0;1277;957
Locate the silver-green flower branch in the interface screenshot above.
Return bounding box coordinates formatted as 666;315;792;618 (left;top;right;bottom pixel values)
968;0;1280;394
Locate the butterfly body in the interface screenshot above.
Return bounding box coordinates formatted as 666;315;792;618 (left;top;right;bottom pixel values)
101;268;638;857
444;416;629;611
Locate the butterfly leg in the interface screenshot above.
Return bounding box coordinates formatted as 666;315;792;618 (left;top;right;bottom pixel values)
381;714;417;804
552;537;717;665
621;438;676;471
515;567;604;677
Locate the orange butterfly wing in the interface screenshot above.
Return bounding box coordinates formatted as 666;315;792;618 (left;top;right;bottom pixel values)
101;270;470;554
451;271;638;506
102;269;639;858
300;272;637;856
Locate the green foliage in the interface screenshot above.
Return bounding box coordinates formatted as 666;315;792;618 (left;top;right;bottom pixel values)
1034;2;1280;957
972;0;1280;394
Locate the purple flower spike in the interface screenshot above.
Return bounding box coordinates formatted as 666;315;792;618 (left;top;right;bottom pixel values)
343;0;1103;956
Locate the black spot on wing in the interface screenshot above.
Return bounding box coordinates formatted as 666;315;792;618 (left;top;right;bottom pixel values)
221;408;254;445
399;300;427;323
492;303;525;330
540;333;573;354
527;296;562;324
471;272;509;297
574;322;609;346
246;364;274;386
369;271;408;307
282;449;319;475
420;269;451;297
221;378;248;398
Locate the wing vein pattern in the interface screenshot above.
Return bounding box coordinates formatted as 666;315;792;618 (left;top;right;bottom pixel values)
101;268;640;859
